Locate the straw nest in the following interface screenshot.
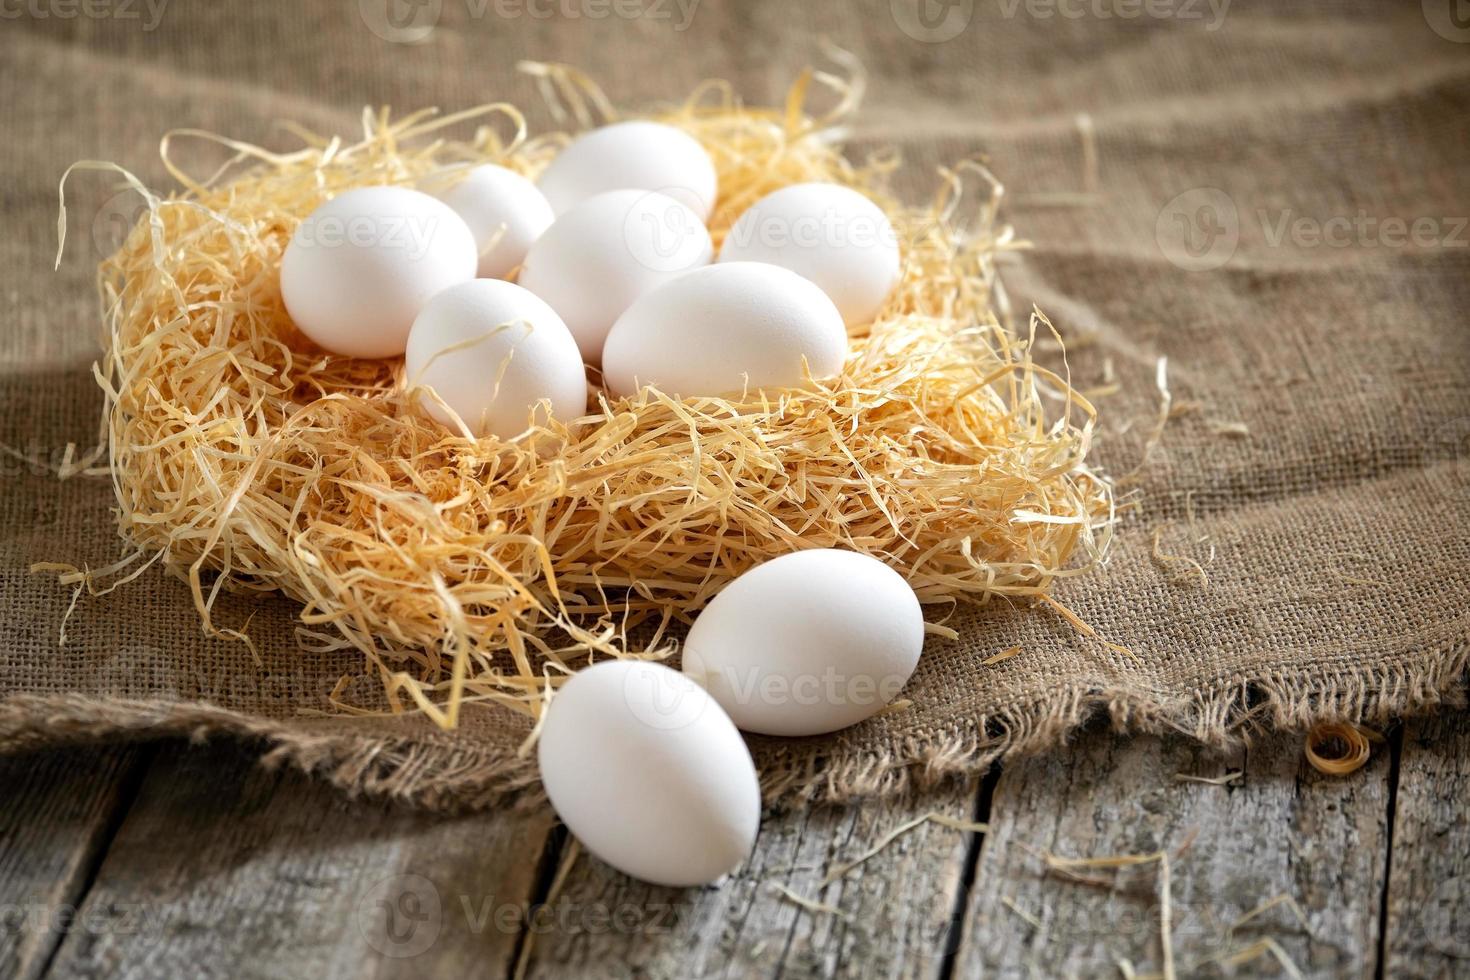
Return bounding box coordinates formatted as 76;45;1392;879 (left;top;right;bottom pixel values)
57;58;1114;729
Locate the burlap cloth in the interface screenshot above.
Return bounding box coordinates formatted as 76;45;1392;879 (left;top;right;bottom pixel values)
2;2;1467;810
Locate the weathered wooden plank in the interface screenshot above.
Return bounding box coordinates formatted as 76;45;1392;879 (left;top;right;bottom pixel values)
518;774;985;979
954;731;1392;979
41;740;556;980
1381;707;1470;979
0;746;146;980
20;714;1458;980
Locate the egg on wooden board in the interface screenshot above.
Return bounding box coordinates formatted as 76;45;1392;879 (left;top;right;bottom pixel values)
537;660;760;887
440;164;555;279
280;186;477;358
717;182;901;326
682;549;925;737
404;279;586;440
600;262;847;399
518;189;712;365
536;120;718;220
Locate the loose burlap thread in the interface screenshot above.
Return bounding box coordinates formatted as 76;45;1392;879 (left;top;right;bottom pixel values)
2;2;1467;810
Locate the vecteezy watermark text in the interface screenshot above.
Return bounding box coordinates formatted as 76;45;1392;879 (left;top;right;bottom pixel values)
996;0;1229;30
0;0;168;30
1157;187;1469;272
707;665;909;711
359;0;700;43
721;209;903;252
356;874;685;958
290;212;445;262
0;901;164;942
1258;209;1470;251
890;0;1229;43
1422;0;1470;43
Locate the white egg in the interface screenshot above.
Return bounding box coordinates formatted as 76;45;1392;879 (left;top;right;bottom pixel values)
536;120;718;220
601;262;848;399
440;164;555;279
518;189;712;365
717;182;901;326
280;186;477;358
682;549;924;737
537;660;761;887
404;279;586;440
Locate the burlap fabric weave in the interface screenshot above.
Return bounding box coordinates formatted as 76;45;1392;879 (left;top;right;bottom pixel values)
2;1;1466;809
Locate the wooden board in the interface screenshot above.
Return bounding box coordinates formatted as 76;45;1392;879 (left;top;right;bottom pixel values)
517;774;987;979
1381;709;1470;979
4;709;1468;979
39;740;556;980
0;747;146;980
953;731;1393;979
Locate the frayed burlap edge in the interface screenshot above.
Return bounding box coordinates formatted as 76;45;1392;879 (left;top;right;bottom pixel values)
2;639;1464;812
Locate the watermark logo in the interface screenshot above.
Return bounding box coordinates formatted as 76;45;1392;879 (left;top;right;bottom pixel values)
622;662;713;732
357;874;442;958
1156;187;1239;272
621;190;712;274
0;0;170;30
91;190;151;262
359;0;442;43
1423;0;1470;42
1423;874;1469;957
890;0;974;42
1426;418;1470;502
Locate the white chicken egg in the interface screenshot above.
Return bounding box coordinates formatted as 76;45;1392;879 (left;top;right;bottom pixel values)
537;660;761;887
280;186;477;358
717;182;901;326
601;261;847;399
682;549;925;737
440;164;555;279
404;279;586;440
536;120;718;220
518;189;712;365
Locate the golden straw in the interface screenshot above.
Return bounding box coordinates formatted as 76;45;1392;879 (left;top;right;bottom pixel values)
48;59;1113;729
